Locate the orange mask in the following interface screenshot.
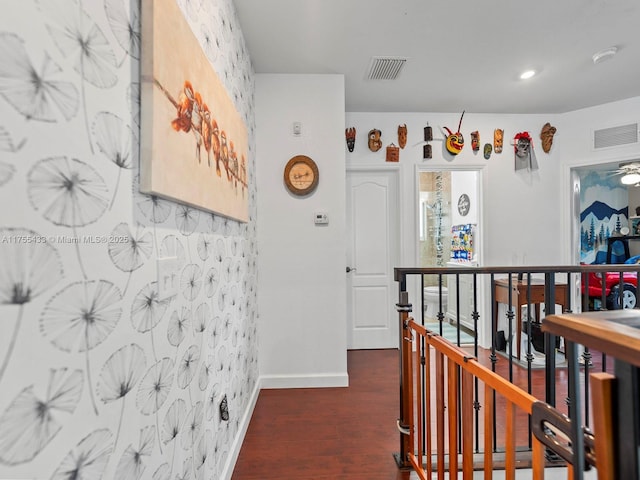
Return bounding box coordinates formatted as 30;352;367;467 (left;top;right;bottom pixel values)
398;124;407;149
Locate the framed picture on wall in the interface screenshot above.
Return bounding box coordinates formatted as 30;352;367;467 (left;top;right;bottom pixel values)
631;216;640;236
140;0;249;222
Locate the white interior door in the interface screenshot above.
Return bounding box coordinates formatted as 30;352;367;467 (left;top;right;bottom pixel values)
346;168;400;349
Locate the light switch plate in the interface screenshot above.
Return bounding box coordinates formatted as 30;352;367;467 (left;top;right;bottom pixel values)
157;256;179;300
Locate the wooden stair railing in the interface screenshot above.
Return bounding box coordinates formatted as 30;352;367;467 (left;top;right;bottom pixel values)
543;310;640;479
393;266;638;479
403;317;580;480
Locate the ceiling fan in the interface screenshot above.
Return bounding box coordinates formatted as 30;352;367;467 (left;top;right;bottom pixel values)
607;162;640;185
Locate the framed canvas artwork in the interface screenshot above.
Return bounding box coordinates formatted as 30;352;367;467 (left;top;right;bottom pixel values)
140;0;249;222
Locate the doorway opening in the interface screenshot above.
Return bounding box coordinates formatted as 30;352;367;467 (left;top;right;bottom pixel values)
416;167;483;337
418;168;481;286
570;160;640;266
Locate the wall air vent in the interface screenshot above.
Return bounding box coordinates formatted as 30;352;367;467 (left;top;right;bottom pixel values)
366;56;407;80
593;123;639;149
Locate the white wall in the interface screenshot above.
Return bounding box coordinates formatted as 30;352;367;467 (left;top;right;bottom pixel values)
256;74;348;388
345;112;565;270
558;97;640;262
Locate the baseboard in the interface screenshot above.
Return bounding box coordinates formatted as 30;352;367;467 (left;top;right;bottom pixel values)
219;376;262;480
260;372;349;389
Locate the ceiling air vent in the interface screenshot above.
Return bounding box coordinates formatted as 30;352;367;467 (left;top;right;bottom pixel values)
366;56;407;80
594;123;639;149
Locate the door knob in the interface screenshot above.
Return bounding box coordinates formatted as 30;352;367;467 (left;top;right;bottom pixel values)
346;266;357;273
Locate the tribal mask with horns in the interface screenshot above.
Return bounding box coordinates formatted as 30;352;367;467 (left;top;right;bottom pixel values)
444;111;465;155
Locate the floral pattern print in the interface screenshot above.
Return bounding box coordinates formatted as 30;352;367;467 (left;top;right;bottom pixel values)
0;0;257;479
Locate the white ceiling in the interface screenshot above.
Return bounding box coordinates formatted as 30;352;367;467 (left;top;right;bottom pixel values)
233;0;640;114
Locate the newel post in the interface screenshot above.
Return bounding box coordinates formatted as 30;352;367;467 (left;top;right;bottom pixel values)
394;273;413;469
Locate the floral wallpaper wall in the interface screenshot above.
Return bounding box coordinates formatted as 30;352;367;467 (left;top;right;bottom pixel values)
0;0;258;479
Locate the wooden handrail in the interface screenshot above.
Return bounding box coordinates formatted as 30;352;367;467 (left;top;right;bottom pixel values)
543;310;640;368
543;310;640;478
410;321;538;412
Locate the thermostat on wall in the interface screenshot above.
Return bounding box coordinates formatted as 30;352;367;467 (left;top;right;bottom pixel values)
314;212;329;225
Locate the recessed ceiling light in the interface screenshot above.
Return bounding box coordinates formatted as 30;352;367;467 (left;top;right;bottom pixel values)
520;70;536;80
592;46;618;64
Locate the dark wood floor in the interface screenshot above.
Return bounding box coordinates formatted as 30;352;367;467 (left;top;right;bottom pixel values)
232;349;411;480
232;347;611;479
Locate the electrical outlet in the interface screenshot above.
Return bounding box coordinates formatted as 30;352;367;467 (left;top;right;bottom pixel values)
157;256;179;300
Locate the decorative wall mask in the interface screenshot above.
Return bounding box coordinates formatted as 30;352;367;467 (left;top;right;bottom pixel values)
423;125;433;159
483;143;492;160
444;111;465;155
345;127;356;152
540;122;557;153
424;125;433;142
494;128;504;154
386;143;399;162
368;128;382;152
471;131;480;151
513;131;539;171
398;124;407;149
